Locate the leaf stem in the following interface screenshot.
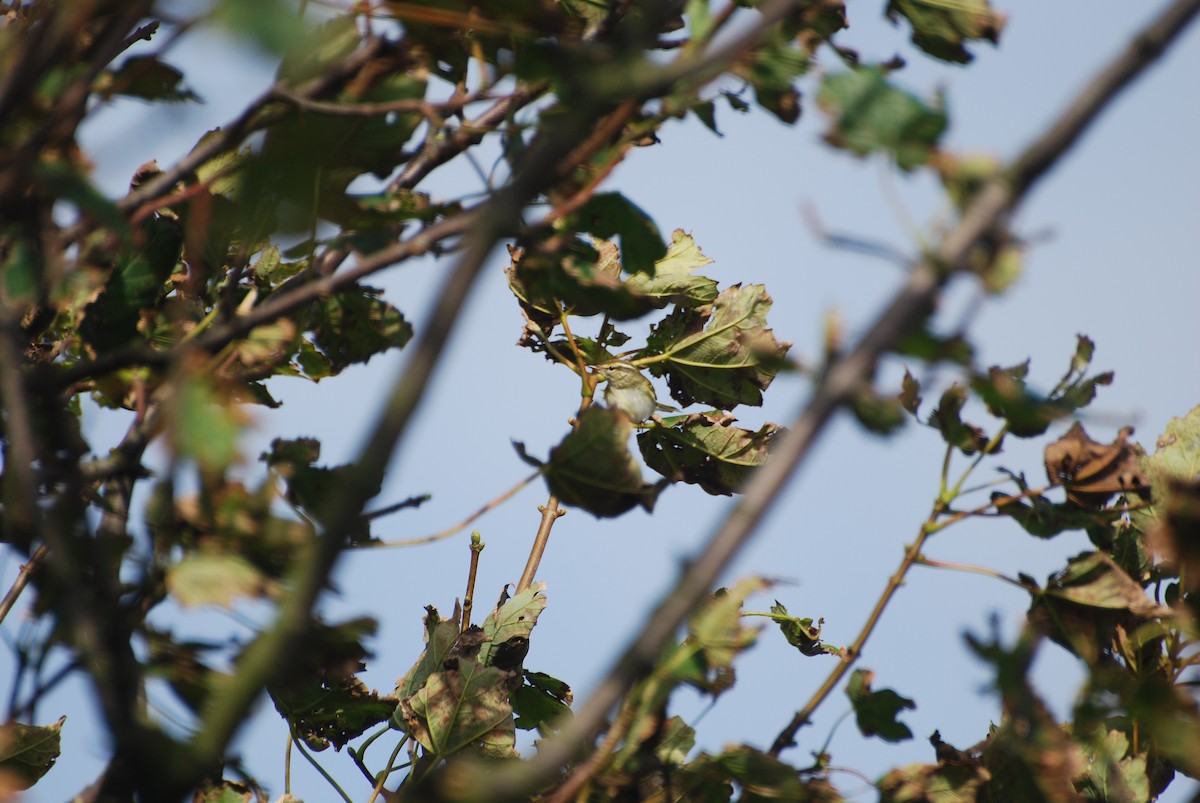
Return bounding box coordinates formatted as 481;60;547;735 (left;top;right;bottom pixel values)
368;471;538;549
517;499;565;593
769;510;939;755
915;556;1028;589
290;726;353;803
0;543;47;627
462;532;484;632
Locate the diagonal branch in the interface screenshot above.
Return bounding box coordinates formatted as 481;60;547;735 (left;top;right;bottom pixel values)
174;4;692;791
114;36;388;215
480;0;1200;794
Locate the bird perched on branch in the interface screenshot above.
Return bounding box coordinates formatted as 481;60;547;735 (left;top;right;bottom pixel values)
594;363;674;423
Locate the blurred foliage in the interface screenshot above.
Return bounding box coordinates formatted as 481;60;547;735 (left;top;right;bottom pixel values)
0;1;1194;801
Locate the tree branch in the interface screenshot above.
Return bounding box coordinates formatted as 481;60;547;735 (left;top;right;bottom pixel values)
479;0;1200;794
114;36;388;215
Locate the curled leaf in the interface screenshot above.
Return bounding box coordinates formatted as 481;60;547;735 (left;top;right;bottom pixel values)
647;284;791;409
1044;422;1150;509
638;411;782;495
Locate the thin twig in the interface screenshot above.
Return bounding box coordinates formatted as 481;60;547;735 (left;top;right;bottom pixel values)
769;511;940;755
389;83;547;192
51;209;477;389
115;36;388;214
516;500;565;593
273;86;493;117
368;471;538;549
0;544;47;627
462;532;484;633
915;556;1028;589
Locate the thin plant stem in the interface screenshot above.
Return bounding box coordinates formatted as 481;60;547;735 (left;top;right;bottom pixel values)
462;532;484;632
367;736;409;803
769;509;941;755
915;556;1027;589
368;471;539;548
0;543;47;627
517;500;565;593
290;727;353;803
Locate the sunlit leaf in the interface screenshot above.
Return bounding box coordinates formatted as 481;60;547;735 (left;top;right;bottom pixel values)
646;284;791;409
398;658;517;760
565;192;665;275
623;229;718;308
479;584;547;667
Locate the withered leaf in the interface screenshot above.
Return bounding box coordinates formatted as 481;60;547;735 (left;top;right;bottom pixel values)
1044;422;1150;509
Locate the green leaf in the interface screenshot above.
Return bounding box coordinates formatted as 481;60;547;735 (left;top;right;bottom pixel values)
972;360;1113;438
171;373;245;474
397;658;517;760
770;600;834;657
657;716;696;767
679;578;768;694
623;229;718;308
80;214;183;354
646;284;791;409
893;322;974;365
167;548;266;607
1074;729;1150;802
1029;552;1172;664
851;386;907;435
526;406;662;518
192;780;267;803
638;411;782;495
0;716;64;789
479;584;547;668
95;55;200;102
817;66;947;170
272;674;394;752
846;668;915;742
262;438;380;539
1141;405;1200;497
991;490;1117;539
899;369;922;415
1042;552;1170;617
512;671;572;734
692;746;835;803
1;232;39;303
508;237;656;321
213;0;312;54
885;0;1005;64
396;606;463;700
928;384;989;454
566;192;665;275
731;27;808;124
307;285;413;373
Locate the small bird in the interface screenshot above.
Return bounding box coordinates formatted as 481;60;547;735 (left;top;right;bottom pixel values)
594;363;672;423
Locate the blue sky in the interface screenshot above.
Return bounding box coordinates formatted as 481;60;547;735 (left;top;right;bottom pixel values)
4;1;1198;799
